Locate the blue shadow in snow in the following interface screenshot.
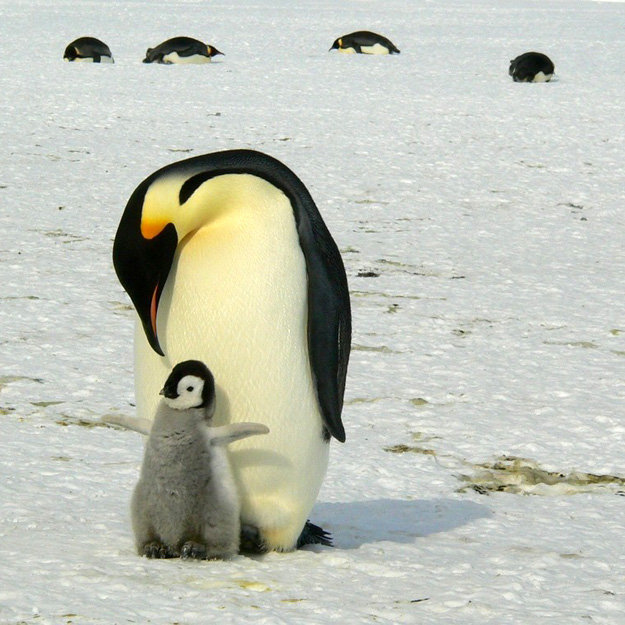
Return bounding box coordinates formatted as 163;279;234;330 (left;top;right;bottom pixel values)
311;498;492;550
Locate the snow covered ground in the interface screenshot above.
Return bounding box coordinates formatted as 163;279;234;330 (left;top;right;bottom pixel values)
1;0;625;622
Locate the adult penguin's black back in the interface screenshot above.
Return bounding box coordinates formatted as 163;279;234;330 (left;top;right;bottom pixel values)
63;37;114;63
509;52;554;82
142;36;223;63
330;31;400;54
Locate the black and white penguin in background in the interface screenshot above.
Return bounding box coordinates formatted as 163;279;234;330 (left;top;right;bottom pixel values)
113;149;351;552
131;360;269;559
142;36;223;64
329;31;400;55
63;37;114;63
509;52;555;82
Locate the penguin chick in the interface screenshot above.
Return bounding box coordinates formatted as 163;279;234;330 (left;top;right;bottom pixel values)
131;360;269;559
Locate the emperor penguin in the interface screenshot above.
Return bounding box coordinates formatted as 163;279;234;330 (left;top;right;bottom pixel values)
509;51;554;83
329;31;400;55
132;360;269;559
113;149;351;552
142;37;223;64
63;37;114;63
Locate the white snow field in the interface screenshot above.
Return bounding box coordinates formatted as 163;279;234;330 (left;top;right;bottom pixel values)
1;0;625;622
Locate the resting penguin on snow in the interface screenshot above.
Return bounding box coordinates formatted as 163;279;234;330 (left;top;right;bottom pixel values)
113;149;351;553
131;360;269;559
63;37;114;63
143;36;223;64
509;51;554;83
329;31;400;55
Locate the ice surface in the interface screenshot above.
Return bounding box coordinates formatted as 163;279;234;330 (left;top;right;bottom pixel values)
1;0;625;623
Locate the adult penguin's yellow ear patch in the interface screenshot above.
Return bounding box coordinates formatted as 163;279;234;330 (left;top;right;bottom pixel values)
141;218;168;240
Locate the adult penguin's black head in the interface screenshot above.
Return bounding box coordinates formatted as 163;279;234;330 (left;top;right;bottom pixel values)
207;45;224;58
112;177;178;356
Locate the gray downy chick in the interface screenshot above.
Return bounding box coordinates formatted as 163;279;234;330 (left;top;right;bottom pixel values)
131;360;269;559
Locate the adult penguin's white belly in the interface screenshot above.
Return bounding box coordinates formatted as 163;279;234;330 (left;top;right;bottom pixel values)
133;175;329;551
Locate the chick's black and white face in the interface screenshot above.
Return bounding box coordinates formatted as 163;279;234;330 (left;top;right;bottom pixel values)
162;374;206;410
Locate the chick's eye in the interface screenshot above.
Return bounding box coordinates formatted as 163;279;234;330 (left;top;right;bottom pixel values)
187;386;194;392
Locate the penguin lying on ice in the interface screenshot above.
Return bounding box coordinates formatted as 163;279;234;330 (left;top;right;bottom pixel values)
63;37;114;63
143;36;223;64
131;360;268;559
113;149;351;552
509;51;554;83
329;31;400;55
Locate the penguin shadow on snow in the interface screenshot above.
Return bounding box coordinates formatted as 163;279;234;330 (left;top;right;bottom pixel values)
313;498;491;549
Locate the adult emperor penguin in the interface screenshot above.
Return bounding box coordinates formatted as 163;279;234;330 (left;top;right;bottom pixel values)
329;31;400;55
509;51;555;83
142;36;223;64
63;37;114;63
113;149;351;552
